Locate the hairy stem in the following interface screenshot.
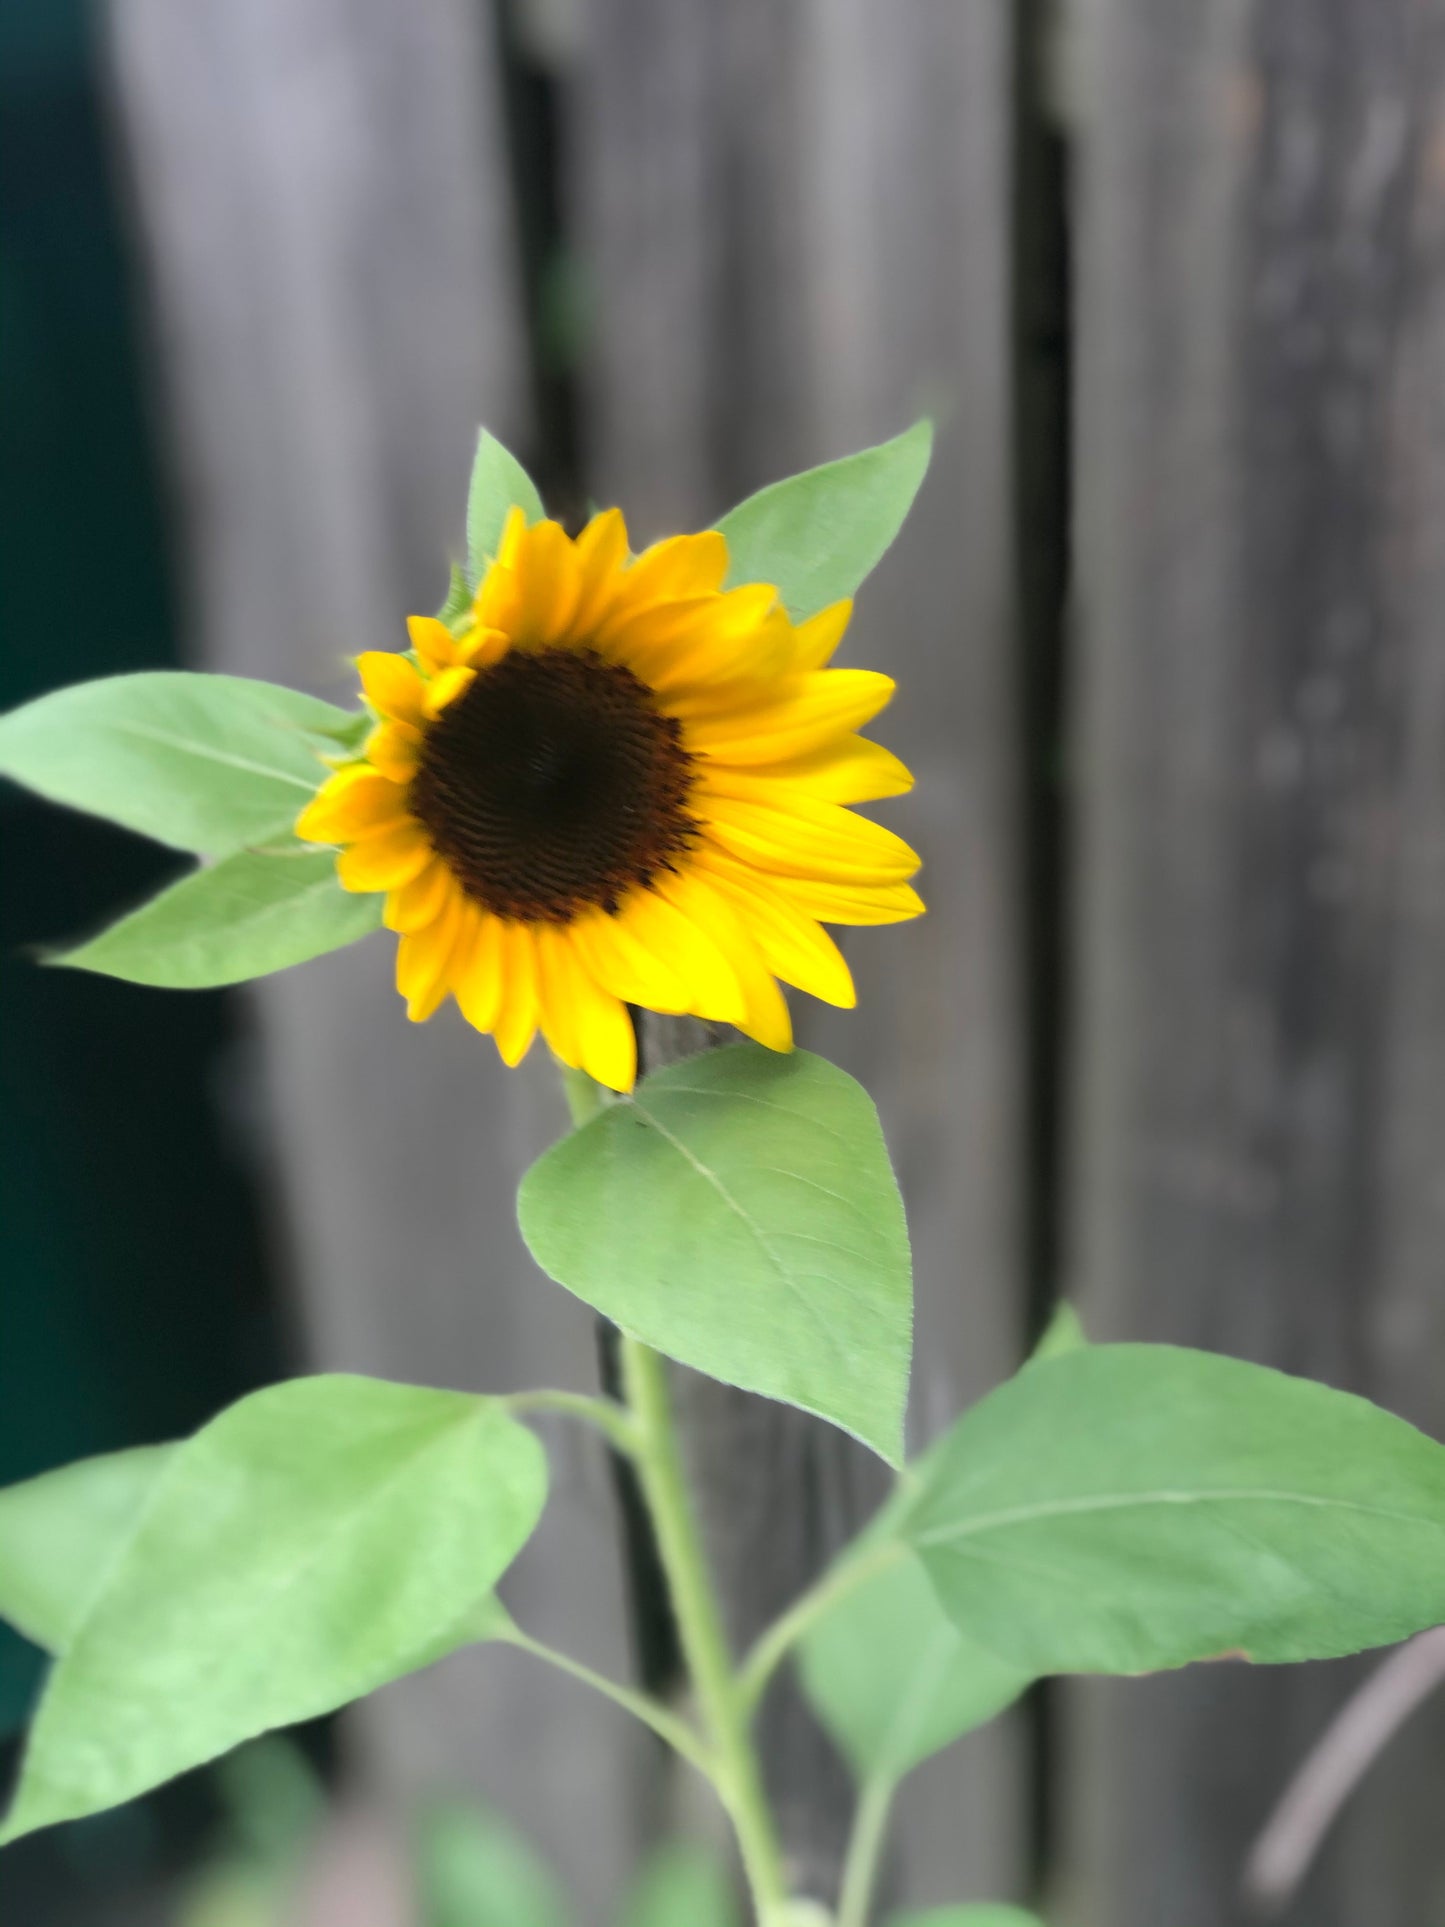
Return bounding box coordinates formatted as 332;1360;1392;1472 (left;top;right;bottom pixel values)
621;1334;789;1914
738;1540;906;1714
835;1773;898;1927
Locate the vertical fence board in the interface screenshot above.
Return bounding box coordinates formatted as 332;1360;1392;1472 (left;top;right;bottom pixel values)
1065;0;1445;1920
105;2;649;1911
573;0;1024;1903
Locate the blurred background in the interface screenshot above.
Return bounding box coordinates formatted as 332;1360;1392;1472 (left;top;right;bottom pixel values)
2;0;1444;1923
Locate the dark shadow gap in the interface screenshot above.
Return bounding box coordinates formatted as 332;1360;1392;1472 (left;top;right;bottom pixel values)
1010;0;1074;1906
493;1;584;514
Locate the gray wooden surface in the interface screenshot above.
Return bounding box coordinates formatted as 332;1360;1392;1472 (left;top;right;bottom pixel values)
102;0;1445;1916
575;0;1025;1899
106;0;1025;1915
1062;1;1445;1921
104;2;651;1915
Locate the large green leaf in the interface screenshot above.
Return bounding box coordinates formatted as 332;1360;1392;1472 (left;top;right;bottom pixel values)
901;1345;1445;1676
617;1842;739;1927
0;673;349;854
56;848;381;988
1;1377;546;1843
416;1802;573;1927
466;428;545;583
518;1046;912;1464
715;421;932;620
0;1446;171;1653
799;1546;1029;1781
890;1910;1046;1927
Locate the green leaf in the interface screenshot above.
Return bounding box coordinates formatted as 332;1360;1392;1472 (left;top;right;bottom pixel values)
901;1345;1445;1676
416;1802;573;1927
466;428;545;583
1;1376;547;1844
0;1446;171;1653
889;1909;1046;1927
437;562;474;626
518;1045;912;1464
55;848;382;988
617;1842;739;1927
0;673;347;854
1028;1302;1086;1364
799;1548;1029;1781
715;421;933;621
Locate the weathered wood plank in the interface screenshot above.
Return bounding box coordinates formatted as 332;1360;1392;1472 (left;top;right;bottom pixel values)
574;0;1025;1904
1064;1;1445;1920
104;2;651;1910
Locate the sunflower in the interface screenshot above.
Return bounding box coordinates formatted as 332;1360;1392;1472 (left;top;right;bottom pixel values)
296;508;923;1091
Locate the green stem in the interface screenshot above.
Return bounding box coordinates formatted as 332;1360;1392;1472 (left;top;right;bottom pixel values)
559;1059;612;1127
620;1334;789;1914
835;1773;899;1927
737;1539;906;1714
503;1627;714;1779
504;1388;639;1456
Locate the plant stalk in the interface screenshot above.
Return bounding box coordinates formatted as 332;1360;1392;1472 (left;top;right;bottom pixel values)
620;1333;790;1914
502;1627;713;1777
835;1773;898;1927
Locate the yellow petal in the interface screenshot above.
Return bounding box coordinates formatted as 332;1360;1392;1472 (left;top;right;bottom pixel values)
383;857;453;933
685;670;895;765
618;531;729;610
396;892;468;1021
657;871;792;1053
568;508;629;638
454;911;506;1033
474;563;523;634
536;922;582;1068
700;793;920;883
602;586;789;697
423;664;477;717
495;503;528;569
508;520;581;646
594;592;716;657
493;922;540;1066
358;652;427;727
568;908;692;1012
336;822;432;892
564;936;637;1090
459;624;512;669
295;768;408;843
731;736;915;805
766;875;926;927
690;850;856;1007
407;614;463;673
615;886;747;1027
790;599;853;671
365;720;422;782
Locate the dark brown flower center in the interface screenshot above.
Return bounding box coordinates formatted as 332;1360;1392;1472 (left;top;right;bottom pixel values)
408;646;696;922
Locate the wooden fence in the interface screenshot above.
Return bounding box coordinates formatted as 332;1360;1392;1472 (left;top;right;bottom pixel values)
102;1;1445;1921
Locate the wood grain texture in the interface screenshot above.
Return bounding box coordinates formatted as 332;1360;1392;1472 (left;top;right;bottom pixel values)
1063;1;1445;1920
104;2;650;1912
574;0;1025;1904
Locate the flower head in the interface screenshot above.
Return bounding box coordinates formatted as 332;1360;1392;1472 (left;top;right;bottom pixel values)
297;508;923;1090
